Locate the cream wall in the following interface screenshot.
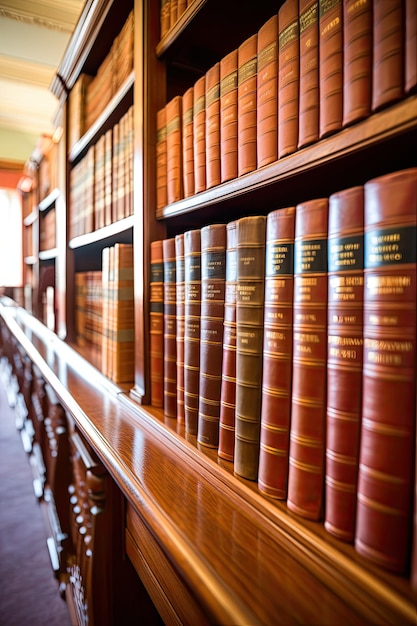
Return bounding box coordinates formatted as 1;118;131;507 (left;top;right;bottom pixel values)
0;127;39;163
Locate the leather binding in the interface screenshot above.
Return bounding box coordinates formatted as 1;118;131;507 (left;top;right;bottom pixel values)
278;0;299;158
298;0;319;149
219;220;238;461
287;197;329;520
182;86;195;198
220;49;238;183
234;215;267;481
170;0;178;27
258;206;296;499
184;229;202;435
413;398;417;593
150;240;164;408
163;238;177;418
257;14;278;168
405;0;417;94
237;34;258;177
175;233;185;424
197;224;227;447
205;62;221;189
156;107;167;212
193;75;206;193
160;0;171;39
325;186;364;542
319;0;343;138
112;243;135;384
372;0;404;112
355;167;417;574
342;0;372;127
166;95;183;205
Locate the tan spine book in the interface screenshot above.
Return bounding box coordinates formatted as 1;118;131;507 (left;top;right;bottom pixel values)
355;167;417;574
298;0;319;149
175;233;185;424
372;0;404;112
234;215;267;481
160;0;171;39
193;75;206;194
182;87;195;198
205;63;221;189
184;229;201;435
257;14;279;168
238;34;258;177
405;0;417;94
319;0;343;138
258;206;296;499
220;50;238;183
325;186;364;542
163;237;177;418
112;243;134;384
150;240;164;408
287;197;329;520
156;107;168;212
166;96;183;205
278;0;300;158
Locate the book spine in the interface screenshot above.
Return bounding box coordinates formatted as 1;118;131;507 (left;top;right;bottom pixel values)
160;0;171;39
238;34;258;177
298;0;319;149
287;197;329;520
112;122;119;223
150;240;164;408
166;96;183;205
234;215;266;481
205;63;221;189
101;247;110;378
163;238;177;418
278;0;300;158
175;233;185;424
182;87;195;198
197;224;227;447
112;243;134;384
319;0;343;138
355;167;417;574
258;206;296;499
405;0;417;95
257;14;278;168
156;107;168;212
325;185;364;542
220;50;238;183
193;75;206;194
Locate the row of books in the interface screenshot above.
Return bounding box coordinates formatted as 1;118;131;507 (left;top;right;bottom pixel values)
160;0;196;39
75;270;103;351
156;0;416;210
150;166;417;582
39;209;56;252
69;106;134;240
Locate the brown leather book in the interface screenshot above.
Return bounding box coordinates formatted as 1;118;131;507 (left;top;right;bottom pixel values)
218;220;238;461
413;400;417;593
197;224;227;448
175;233;185;424
112;243;135;384
237;34;258;177
150;240;164;408
372;0;404;112
405;0;417;94
278;0;299;158
205;63;221;189
325;186;364;543
298;0;319;149
220;49;238;183
287;197;329;520
342;0;372;127
163;238;177;418
355;167;417;574
182;86;195;198
156;107;168;212
183;228;201;435
193;75;206;194
234;215;266;481
257;14;278;168
258;206;296;499
166;95;183;205
160;0;171;39
170;0;178;28
319;0;343;138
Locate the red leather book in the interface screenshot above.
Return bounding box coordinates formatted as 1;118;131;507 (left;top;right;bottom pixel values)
278;0;299;158
355;167;417;574
218;220;238;461
237;34;258;177
405;0;417;95
220;50;238;183
372;0;404;112
149;240;164;408
287;197;329;520
325;186;364;542
319;0;343;138
298;0;319;149
257;14;278;168
183;229;201;435
193;75;206;194
166;95;183;205
197;224;227;447
258;206;296;499
175;233;185;424
342;0;372;127
163;237;177;418
156;107;167;212
182;86;195;198
205;63;221;189
234;215;266;481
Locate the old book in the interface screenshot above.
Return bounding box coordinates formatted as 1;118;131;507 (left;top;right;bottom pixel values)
218;220;238;461
287;197;329;520
183;229;202;435
112;122;120;223
355;167;417;574
193;75;206;194
413;398;417;593
197;223;227;448
182;87;195;198
163;238;177;418
298;0;319;149
94;134;106;230
319;0;343;138
112;243;134;384
166;96;183;205
278;0;300;157
156;107;168;212
220;49;238;183
237;34;258;177
234;215;267;481
101;246;110;378
372;0;403;112
325;186;364;543
160;0;171;38
170;0;178;27
104;128;113;226
257;14;278;168
149;240;164;408
342;0;372;127
405;0;417;94
205;63;221;189
258;206;296;499
175;233;185;424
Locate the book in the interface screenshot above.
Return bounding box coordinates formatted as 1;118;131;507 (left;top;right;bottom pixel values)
182;87;195;198
149;240;164;408
101;246;111;378
220;49;238;183
160;0;171;38
298;0;319;149
166;96;183;205
218;220;238;461
405;0;417;95
278;0;300;158
319;0;343;139
234;215;266;481
258;206;296;499
193;75;206;194
183;229;202;435
111;243;135;384
104;127;113;226
325;185;364;542
205;63;221;189
257;14;278;168
237;34;258;177
163;238;177;418
197;223;226;448
175;233;185;424
355;167;417;574
287;197;329;520
156;107;168;212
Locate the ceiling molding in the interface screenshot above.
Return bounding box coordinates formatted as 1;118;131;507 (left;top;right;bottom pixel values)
0;55;53;88
0;1;81;32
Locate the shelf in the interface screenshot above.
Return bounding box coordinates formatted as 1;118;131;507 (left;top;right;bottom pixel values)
39;248;58;261
69;215;134;250
24;256;37;266
38;188;60;212
23;210;38;227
